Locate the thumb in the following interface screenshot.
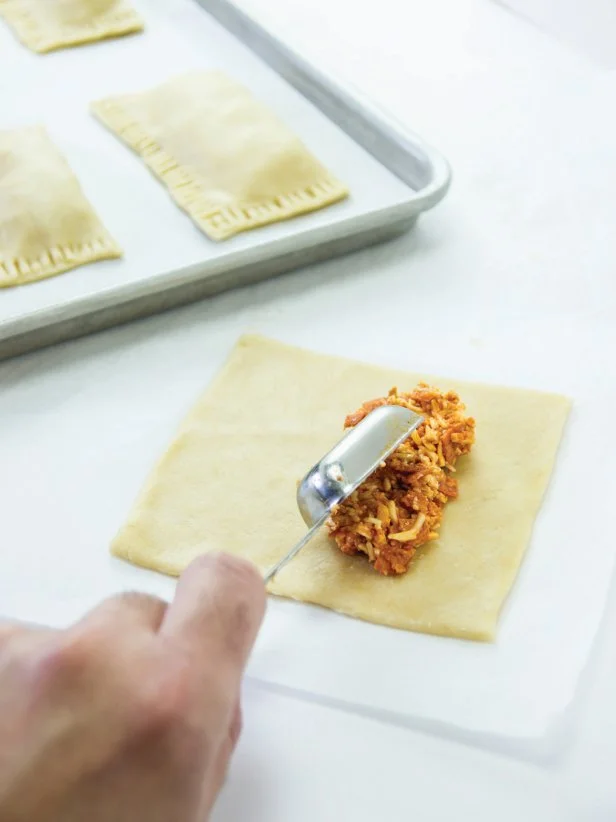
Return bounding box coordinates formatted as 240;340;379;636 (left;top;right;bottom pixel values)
161;553;266;692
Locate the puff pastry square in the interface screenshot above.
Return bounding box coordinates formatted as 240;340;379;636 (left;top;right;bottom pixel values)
111;335;571;641
91;71;350;241
0;0;144;53
0;126;121;287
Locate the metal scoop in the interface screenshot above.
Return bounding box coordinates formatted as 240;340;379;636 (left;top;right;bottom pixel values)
263;405;423;583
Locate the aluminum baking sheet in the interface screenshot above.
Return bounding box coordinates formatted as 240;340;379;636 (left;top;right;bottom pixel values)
0;0;450;360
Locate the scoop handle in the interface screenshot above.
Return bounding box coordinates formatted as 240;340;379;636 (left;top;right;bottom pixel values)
263;516;328;584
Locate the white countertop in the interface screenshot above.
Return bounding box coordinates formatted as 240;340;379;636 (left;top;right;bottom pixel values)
2;0;616;818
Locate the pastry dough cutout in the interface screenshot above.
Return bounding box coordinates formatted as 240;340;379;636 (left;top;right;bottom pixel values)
0;126;121;287
91;71;350;241
0;0;143;53
111;335;571;641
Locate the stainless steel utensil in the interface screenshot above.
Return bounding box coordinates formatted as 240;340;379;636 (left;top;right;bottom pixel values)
263;405;423;583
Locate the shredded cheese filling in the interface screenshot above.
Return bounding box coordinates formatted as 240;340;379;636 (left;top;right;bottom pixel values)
327;384;476;576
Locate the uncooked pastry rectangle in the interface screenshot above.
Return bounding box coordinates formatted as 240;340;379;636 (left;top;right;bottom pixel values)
0;126;121;287
91;71;349;241
0;0;143;53
111;335;571;641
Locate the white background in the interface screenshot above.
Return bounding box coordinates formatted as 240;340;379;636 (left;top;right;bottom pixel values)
2;0;616;818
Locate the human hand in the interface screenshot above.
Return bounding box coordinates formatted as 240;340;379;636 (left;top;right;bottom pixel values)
0;553;266;822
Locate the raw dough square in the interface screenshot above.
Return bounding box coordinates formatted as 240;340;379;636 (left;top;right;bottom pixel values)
91;71;349;241
111;335;571;641
0;0;144;53
0;126;121;287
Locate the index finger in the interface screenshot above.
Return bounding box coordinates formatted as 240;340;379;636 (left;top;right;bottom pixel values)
161;553;266;680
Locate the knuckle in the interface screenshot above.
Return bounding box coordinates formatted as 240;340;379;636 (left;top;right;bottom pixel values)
107;591;167;623
34;631;98;686
0;624;19;648
0;628;18;657
132;653;194;735
0;633;24;672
